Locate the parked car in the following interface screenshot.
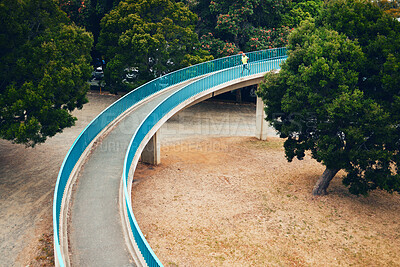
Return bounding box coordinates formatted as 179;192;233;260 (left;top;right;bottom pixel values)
123;67;139;82
92;66;104;80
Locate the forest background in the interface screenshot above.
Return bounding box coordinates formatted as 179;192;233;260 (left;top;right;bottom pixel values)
1;0;399;146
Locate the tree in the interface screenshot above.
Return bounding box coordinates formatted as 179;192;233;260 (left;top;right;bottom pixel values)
190;0;323;58
281;0;323;28
374;0;400;18
193;0;290;56
58;0;121;52
257;0;400;195
246;25;293;51
96;0;212;92
0;0;93;147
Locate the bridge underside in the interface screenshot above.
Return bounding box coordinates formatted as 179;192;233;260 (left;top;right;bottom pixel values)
141;73;270;165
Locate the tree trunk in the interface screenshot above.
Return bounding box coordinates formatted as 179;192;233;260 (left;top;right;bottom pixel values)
312;167;339;196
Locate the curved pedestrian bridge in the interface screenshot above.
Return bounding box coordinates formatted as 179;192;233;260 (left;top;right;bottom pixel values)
53;48;287;266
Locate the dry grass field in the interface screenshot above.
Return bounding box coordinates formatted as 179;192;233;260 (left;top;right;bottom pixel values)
0;92;121;267
132;136;400;267
6;95;398;266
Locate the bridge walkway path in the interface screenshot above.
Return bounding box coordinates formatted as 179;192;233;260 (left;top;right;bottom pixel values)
69;78;200;266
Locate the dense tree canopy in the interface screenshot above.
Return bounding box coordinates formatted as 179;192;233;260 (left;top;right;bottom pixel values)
188;0;323;58
0;0;93;146
97;0;212;92
58;0;121;52
374;0;400;18
281;0;323;27
258;0;400;195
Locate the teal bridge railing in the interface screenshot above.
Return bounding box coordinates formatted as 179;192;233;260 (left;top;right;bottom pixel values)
53;48;287;267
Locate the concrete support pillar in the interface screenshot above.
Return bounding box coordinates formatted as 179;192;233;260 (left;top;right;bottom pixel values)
255;96;268;140
141;130;161;165
235;88;242;103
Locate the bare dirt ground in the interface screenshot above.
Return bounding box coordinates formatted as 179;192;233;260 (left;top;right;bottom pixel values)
2;90;400;267
0;92;256;266
0;91;121;267
132;137;400;267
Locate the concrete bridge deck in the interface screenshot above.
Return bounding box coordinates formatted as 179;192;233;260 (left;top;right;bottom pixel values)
69;80;197;266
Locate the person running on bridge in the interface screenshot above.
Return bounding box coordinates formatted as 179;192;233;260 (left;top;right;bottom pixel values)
241;52;250;74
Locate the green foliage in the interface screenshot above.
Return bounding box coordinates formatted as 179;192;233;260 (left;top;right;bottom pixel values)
191;0;322;58
247;25;292;50
282;0;323;27
374;0;400;18
317;0;400;105
200;33;239;57
58;0;121;48
97;0;212;93
258;0;400;195
0;0;93;147
197;0;291;56
59;0;90;25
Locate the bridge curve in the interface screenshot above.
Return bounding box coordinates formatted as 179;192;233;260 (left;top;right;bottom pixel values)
53;48;287;266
